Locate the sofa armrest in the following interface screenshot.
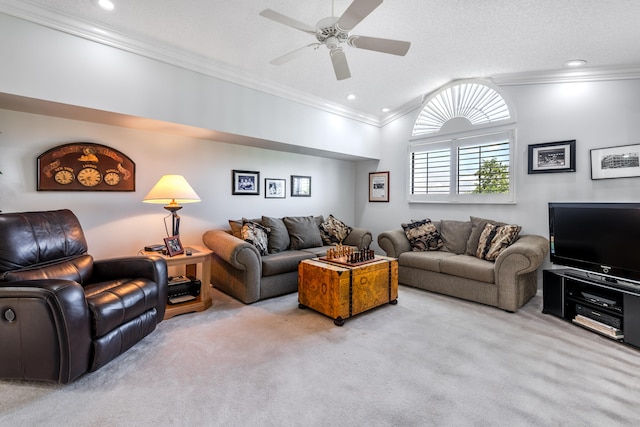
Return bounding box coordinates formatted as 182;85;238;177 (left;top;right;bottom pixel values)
343;227;373;249
377;229;411;258
203;229;262;272
494;234;550;310
0;279;91;383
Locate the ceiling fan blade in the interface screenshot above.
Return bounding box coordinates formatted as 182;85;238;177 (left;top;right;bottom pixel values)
259;9;317;34
349;35;411;56
330;48;351;80
269;44;319;66
336;0;383;31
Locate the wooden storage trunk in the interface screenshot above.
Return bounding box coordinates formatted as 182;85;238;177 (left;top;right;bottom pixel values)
298;256;398;325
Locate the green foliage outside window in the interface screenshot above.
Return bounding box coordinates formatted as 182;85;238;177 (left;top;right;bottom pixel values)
473;158;509;193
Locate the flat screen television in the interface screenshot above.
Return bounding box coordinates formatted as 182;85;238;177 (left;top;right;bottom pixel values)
548;202;640;285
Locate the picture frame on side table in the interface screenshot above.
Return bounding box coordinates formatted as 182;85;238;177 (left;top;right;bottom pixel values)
590;144;640;180
232;170;260;195
291;175;311;197
265;178;286;198
369;171;389;202
164;235;184;257
528;140;576;174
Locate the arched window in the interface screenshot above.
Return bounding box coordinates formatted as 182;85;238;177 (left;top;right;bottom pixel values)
409;80;516;203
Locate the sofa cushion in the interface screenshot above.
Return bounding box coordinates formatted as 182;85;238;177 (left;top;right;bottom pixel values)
229;217;262;239
319;214;353;245
465;216;507;256
398;250;457;273
440;255;495;284
476;223;521;261
261;250;315;277
401;219;444;251
261;216;291;254
440;220;472;254
241;220;270;256
283;216;323;249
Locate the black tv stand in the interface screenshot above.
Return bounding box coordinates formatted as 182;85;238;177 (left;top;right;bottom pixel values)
543;269;640;349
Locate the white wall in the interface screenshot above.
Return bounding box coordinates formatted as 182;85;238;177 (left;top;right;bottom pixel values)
0;109;357;259
359;79;640;259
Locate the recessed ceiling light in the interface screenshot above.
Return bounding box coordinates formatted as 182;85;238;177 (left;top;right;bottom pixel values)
564;59;587;68
381;107;390;113
98;0;115;11
346;94;356;101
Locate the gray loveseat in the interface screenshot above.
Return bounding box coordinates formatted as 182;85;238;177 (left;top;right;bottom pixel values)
203;215;372;304
377;216;549;312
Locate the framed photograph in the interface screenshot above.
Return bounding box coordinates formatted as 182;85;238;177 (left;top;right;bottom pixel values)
265;178;286;198
528;140;576;174
291;175;311;197
164;235;184;257
590;144;640;180
369;171;389;202
232;170;260;195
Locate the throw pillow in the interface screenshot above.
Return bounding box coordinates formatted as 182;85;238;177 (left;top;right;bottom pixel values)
319;214;353;245
465;216;507;256
401;219;444;251
229;217;261;239
283;216;323;250
261;216;290;253
475;223;521;261
241;220;270;256
440;220;472;254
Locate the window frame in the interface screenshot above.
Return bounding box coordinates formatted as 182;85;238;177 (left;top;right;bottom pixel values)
408;128;517;204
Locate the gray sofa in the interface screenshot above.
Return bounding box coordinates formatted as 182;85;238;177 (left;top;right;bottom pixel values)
202;215;372;304
377;217;549;312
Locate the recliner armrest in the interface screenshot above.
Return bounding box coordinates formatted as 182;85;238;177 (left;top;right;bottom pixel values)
0;279;91;383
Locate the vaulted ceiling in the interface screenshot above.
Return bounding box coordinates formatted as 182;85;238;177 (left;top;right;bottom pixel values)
2;0;640;125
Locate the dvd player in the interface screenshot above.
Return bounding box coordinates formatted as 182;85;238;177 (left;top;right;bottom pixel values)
575;304;621;329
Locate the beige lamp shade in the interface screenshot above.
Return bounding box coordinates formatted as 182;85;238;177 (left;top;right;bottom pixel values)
143;175;201;206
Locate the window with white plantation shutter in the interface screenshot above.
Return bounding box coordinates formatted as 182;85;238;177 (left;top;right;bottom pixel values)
408;79;516;204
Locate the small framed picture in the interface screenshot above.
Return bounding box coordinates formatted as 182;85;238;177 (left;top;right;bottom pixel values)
291;175;311;197
590;144;640;180
528;140;576;174
232;170;260;195
265;178;286;198
369;171;389;202
164;235;184;257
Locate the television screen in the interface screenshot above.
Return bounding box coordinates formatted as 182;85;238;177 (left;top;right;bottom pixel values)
549;202;640;284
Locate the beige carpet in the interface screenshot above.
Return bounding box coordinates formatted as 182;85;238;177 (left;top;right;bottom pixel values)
1;285;640;426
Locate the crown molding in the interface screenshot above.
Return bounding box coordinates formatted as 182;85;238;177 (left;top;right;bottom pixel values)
0;0;382;127
491;65;640;86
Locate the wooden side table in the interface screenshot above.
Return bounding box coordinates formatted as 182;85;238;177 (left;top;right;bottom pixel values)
142;245;213;319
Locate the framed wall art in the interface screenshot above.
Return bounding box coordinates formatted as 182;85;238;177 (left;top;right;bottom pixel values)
232;170;260;195
527;140;576;174
590;144;640;180
164;235;184;257
291;175;311;197
369;171;389;202
265;178;286;198
37;142;135;191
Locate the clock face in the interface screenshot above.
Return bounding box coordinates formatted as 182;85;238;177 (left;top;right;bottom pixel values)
104;172;121;186
54;169;74;185
77;168;102;187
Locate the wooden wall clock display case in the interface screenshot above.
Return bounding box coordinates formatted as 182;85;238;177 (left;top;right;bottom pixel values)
37;142;135;191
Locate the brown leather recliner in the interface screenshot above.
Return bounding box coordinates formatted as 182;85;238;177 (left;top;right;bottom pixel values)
0;209;168;383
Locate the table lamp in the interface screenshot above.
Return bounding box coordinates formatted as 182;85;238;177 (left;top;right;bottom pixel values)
143;174;201;236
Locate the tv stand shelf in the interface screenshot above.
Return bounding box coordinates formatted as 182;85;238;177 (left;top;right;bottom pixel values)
543;269;640;349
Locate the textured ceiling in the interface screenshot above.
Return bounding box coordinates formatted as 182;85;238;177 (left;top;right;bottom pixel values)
3;0;640;123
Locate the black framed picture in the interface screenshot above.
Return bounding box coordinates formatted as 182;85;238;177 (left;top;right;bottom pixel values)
528;140;576;174
590;144;640;180
265;178;286;198
291;175;311;197
164;235;184;257
232;170;260;195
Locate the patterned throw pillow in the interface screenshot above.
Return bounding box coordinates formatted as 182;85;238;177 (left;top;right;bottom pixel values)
319;214;353;245
241;220;270;256
401;219;444;251
475;223;521;261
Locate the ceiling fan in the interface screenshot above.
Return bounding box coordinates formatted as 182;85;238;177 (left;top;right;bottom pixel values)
259;0;411;80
